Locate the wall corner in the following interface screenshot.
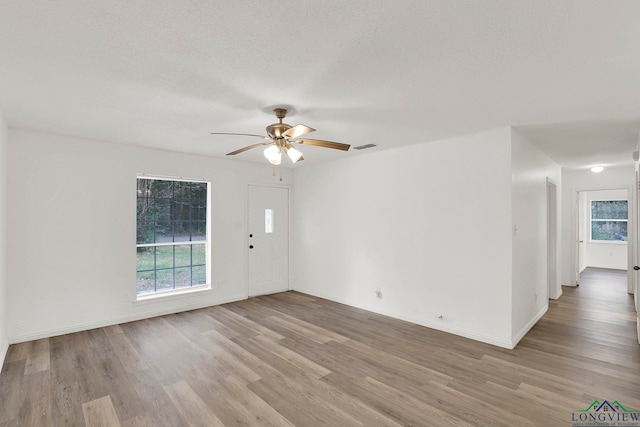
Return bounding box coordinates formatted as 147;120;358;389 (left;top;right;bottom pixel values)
0;108;7;370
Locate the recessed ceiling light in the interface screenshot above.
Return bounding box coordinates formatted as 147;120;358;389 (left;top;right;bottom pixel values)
590;166;604;173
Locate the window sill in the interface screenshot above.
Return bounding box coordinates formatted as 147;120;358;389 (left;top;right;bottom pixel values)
588;240;628;245
134;285;212;305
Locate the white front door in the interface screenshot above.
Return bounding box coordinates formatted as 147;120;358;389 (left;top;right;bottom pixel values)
248;185;289;297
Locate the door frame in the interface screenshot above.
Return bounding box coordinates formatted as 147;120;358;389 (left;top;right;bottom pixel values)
570;184;635;294
245;183;292;298
575;190;587;285
547;178;559;299
636;170;640;343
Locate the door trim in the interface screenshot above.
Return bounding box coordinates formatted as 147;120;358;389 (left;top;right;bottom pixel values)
547;177;559;299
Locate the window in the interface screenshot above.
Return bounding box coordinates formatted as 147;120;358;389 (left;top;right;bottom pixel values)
136;177;209;297
591;200;628;242
265;209;274;234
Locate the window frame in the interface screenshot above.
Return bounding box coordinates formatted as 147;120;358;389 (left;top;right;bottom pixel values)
589;199;628;244
135;175;211;301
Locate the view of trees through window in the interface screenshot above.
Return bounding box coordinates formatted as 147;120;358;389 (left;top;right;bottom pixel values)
136;177;208;295
591;200;628;242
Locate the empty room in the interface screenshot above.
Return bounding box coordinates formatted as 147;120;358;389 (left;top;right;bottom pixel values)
1;1;639;426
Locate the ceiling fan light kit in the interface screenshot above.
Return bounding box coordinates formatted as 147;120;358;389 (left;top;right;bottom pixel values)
263;145;282;165
211;108;351;164
285;145;303;163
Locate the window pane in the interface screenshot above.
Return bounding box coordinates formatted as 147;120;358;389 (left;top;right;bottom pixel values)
137;198;154;244
150;197;171;221
156;269;174;291
172;199;191;225
137;220;155;245
136;247;155;271
192;265;206;286
137;178;151;196
591;200;628;220
191;182;207;202
156;246;174;269
173;220;190;242
174;267;192;289
172;181;187;200
137;270;155;294
153;198;172;242
265;209;274;234
151;180;173;198
192;244;206;266
192;207;206;221
174;245;192;268
592;220;628;241
192;221;206;241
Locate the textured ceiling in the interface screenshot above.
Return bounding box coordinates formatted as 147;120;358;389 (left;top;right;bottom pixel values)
1;1;640;168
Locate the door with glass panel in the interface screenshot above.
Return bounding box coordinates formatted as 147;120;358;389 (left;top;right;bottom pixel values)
247;185;289;297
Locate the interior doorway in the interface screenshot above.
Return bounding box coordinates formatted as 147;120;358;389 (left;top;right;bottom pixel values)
575;188;630;289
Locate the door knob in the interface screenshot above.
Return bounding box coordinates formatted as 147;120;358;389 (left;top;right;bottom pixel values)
249;245;254;249
634;266;640;271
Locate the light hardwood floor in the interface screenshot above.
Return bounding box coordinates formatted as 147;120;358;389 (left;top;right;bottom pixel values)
1;267;639;426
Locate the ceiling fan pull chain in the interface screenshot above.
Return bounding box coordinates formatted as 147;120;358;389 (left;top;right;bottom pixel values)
272;166;276;177
279;168;283;182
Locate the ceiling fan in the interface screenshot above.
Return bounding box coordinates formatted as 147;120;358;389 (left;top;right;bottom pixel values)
211;108;350;165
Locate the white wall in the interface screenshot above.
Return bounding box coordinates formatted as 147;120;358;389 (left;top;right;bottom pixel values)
561;167;635;288
584;189;628;270
510;130;561;344
0;111;7;367
7;129;290;343
4;126;565;350
292;128;515;348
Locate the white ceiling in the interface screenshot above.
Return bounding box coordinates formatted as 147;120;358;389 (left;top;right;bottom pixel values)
1;1;640;169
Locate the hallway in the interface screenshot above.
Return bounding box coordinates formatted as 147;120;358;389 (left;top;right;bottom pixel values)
520;266;639;411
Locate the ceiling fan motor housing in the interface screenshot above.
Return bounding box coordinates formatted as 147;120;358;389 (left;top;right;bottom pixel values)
266;122;292;140
266;108;291;142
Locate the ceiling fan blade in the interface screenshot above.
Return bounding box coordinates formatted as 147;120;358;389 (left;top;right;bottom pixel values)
226;142;272;156
211;132;269;140
282;124;315;139
295;138;350;151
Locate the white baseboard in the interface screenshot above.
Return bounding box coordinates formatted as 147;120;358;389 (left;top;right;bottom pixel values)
293;287;514;349
511;304;548;348
550;287;563;300
9;293;248;344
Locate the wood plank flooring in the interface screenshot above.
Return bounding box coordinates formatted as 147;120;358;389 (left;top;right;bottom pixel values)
1;267;638;426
